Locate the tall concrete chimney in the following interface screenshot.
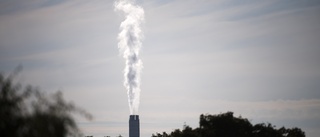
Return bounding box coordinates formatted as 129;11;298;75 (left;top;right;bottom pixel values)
129;115;140;137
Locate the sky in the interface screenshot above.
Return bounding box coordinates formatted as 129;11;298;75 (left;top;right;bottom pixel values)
0;0;320;137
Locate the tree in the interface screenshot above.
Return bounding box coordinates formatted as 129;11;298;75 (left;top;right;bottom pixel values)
181;125;198;137
0;69;92;137
252;123;282;137
170;129;182;137
152;112;305;137
199;112;253;137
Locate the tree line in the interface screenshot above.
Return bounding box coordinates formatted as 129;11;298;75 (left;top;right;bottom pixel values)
152;112;305;137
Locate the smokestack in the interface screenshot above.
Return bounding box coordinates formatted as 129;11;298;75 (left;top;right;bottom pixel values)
129;115;140;137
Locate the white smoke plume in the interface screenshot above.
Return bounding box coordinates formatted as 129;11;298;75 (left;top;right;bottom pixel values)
114;0;144;115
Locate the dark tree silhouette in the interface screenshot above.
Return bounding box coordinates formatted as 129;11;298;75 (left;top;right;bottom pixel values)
152;112;305;137
0;69;92;137
199;112;253;137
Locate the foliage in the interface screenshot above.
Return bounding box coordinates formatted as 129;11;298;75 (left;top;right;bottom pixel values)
0;70;92;137
152;112;305;137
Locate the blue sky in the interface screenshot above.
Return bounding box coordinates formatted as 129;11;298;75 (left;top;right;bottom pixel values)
1;0;320;137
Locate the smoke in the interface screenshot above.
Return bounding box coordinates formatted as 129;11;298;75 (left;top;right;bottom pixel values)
114;0;144;115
